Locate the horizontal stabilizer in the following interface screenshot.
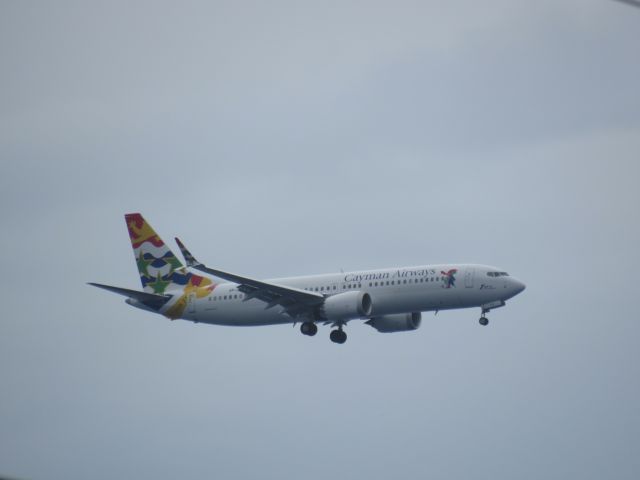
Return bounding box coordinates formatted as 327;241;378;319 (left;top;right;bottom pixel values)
88;282;171;310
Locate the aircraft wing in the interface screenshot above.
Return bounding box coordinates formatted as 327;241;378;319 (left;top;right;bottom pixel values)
175;237;324;315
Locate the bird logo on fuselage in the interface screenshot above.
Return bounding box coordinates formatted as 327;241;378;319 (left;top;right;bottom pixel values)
441;269;458;288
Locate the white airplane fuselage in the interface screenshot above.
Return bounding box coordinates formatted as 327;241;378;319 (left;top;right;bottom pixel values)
91;214;526;343
171;264;525;327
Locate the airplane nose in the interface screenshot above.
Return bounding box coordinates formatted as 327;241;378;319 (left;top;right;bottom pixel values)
513;279;526;295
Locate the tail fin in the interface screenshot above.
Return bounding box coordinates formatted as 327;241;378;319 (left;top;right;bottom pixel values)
125;213;214;294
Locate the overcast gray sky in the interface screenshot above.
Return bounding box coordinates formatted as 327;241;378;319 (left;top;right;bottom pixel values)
1;1;639;479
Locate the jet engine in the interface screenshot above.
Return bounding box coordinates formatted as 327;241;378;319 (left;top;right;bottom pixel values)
365;312;422;333
320;291;372;322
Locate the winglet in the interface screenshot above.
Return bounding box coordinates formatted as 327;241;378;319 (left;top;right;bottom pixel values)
175;237;199;267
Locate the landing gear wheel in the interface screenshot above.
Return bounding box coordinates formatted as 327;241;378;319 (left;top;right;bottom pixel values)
479;316;489;326
300;322;318;336
330;329;347;344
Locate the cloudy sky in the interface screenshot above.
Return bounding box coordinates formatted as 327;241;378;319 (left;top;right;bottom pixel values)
1;1;639;479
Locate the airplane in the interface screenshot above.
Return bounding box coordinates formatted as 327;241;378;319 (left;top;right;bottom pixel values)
89;213;526;344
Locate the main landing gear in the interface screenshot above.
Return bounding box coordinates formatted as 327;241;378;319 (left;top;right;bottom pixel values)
300;321;347;344
330;328;347;344
300;322;318;336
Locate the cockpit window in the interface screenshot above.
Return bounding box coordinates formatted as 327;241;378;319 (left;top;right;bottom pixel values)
487;271;509;277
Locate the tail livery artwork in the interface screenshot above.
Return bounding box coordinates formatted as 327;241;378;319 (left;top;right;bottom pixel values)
89;214;526;344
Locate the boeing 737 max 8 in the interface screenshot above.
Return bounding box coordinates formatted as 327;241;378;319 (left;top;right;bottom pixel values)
89;213;526;344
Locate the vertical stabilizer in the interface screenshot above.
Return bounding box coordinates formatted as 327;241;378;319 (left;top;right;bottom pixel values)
125;213;214;295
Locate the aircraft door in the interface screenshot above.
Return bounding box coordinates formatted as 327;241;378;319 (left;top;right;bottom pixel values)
187;292;196;314
464;268;475;288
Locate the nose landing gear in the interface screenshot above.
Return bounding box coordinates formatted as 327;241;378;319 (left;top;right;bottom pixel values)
478;300;506;326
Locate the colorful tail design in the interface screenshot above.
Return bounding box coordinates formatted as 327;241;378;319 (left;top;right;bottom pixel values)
125;213;214;295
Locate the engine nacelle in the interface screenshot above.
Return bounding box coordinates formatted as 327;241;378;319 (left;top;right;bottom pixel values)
321;291;373;322
365;312;422;333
